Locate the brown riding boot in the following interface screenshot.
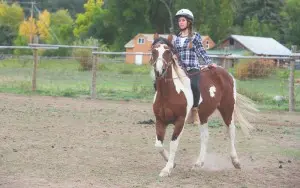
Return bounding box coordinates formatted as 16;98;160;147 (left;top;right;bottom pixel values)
186;107;200;125
191;107;200;124
185;109;193;124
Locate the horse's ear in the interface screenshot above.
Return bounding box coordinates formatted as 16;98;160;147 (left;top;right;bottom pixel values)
154;33;159;40
167;34;173;43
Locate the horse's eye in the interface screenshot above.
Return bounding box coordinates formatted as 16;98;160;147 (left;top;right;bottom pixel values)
163;50;172;61
163;50;171;57
164;50;171;55
152;50;158;57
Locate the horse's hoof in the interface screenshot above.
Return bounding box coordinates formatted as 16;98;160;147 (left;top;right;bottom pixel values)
233;161;241;169
159;169;171;177
192;162;204;170
231;158;241;169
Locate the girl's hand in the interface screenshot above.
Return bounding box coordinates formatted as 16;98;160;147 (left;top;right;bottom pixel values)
208;63;217;68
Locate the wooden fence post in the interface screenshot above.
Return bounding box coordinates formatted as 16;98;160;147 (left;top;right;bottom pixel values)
32;48;38;91
289;45;297;112
91;50;98;99
222;46;229;69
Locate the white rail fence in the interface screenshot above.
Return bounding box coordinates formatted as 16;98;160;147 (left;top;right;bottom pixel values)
0;44;299;112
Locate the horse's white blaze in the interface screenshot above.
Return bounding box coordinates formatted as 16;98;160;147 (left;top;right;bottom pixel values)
195;123;209;167
209;86;216;97
171;65;193;122
155;45;167;75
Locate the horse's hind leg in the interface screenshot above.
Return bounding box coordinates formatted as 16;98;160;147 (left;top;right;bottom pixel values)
218;104;241;169
228;118;241;169
192;118;209;169
193;110;217;169
192;103;218;169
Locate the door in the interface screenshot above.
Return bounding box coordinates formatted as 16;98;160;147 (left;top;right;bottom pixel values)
135;53;143;65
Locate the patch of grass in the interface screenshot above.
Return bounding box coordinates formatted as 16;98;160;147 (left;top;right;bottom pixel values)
98;62;151;75
208;119;222;128
0;58;80;71
0;59;155;100
39;59;80;71
282;127;292;135
0;59;299;110
278;148;300;159
235;70;300;111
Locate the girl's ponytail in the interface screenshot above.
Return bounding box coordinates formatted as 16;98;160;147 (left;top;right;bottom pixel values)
188;22;193;49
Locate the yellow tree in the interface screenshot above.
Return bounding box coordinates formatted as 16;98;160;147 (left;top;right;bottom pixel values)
37;10;50;40
19;10;51;42
19;17;37;42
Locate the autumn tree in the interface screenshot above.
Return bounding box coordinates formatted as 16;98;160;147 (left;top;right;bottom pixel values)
18;17;37;42
37;10;50;40
19;10;51;42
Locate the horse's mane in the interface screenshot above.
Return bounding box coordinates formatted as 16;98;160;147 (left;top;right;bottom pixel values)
152;37;172;47
152;37;177;54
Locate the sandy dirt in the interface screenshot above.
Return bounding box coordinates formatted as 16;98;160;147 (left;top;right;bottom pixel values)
0;93;299;188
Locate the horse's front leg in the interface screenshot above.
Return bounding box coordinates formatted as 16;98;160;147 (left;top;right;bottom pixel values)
155;120;169;162
159;116;185;177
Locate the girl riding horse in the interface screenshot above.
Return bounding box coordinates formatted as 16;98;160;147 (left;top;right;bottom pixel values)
150;9;258;177
174;9;217;124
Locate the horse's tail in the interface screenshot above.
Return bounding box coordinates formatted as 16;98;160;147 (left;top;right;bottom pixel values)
232;76;259;136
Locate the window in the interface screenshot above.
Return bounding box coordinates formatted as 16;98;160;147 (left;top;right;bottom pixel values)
229;38;234;45
138;38;145;44
206;40;209;49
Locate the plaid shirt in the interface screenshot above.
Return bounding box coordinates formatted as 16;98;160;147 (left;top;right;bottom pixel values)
173;32;212;70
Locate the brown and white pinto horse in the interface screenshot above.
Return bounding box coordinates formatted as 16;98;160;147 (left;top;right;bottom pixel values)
150;34;258;177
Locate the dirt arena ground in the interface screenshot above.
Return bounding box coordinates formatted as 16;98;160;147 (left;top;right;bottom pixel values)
0;93;299;188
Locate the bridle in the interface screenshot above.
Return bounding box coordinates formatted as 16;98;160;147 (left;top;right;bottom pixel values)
150;42;176;80
151;55;174;80
150;41;209;81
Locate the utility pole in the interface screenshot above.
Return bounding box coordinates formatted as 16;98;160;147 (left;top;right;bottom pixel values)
30;1;36;44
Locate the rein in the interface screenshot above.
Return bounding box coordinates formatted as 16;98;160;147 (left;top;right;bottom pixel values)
151;57;173;79
153;60;210;82
150;40;213;82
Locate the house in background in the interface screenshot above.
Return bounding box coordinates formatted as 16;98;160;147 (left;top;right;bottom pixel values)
124;33;216;64
208;35;292;68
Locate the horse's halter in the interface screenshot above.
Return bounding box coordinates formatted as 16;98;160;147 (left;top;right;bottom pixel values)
150;43;175;79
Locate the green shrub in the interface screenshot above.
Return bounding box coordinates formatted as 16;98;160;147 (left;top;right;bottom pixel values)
235;59;275;80
72;37;109;71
